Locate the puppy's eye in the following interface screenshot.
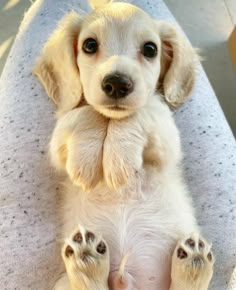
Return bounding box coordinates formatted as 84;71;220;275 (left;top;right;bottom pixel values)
82;38;98;54
142;42;157;58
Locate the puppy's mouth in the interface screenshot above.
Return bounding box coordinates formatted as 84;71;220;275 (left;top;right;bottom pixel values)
106;105;127;111
74;95;134;119
95;103;134;119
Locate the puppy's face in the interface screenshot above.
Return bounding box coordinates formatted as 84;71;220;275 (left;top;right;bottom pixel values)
35;2;196;116
77;3;162;119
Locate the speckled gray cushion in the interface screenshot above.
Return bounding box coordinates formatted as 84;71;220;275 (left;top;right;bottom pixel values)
0;0;235;289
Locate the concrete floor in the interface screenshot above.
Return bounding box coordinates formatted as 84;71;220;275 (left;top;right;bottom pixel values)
0;0;236;136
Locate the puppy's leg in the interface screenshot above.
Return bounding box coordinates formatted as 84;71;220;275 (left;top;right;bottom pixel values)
103;116;146;190
60;225;110;290
170;234;214;290
50;106;108;191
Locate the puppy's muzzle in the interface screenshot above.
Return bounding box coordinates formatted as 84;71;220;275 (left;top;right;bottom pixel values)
102;73;133;99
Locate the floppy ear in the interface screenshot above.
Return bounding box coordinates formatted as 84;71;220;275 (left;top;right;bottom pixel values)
34;12;83;113
156;21;198;107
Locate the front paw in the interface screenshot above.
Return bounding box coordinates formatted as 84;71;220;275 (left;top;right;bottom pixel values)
103;120;144;190
103;150;140;190
50;107;108;192
170;234;214;290
66;137;103;192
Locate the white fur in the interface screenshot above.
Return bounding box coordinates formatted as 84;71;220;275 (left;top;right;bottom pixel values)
34;2;214;290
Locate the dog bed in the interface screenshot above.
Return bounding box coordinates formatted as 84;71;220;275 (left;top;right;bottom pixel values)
0;0;235;289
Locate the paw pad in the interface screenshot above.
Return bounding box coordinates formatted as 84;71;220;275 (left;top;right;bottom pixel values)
185;238;205;251
65;245;74;257
185;238;195;249
199;240;205;249
177;247;188;259
86;231;95;242
207;252;213;262
96;241;106;255
73;232;83;243
193;256;203;267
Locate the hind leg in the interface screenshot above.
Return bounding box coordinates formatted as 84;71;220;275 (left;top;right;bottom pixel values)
169;233;214;290
53;225;110;290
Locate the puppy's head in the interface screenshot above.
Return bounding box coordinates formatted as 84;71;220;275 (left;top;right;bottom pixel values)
34;1;197;118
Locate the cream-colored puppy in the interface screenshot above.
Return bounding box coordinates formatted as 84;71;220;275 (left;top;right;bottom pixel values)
34;1;214;290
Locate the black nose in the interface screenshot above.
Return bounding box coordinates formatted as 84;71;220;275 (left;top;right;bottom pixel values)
102;73;133;99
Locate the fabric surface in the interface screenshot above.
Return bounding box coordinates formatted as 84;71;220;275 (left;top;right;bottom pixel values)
228;267;236;290
0;0;235;289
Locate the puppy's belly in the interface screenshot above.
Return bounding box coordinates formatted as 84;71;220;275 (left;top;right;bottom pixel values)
61;175;197;290
107;225;173;290
109;256;171;290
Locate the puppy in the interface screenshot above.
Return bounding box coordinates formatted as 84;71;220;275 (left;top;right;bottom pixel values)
34;1;214;290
